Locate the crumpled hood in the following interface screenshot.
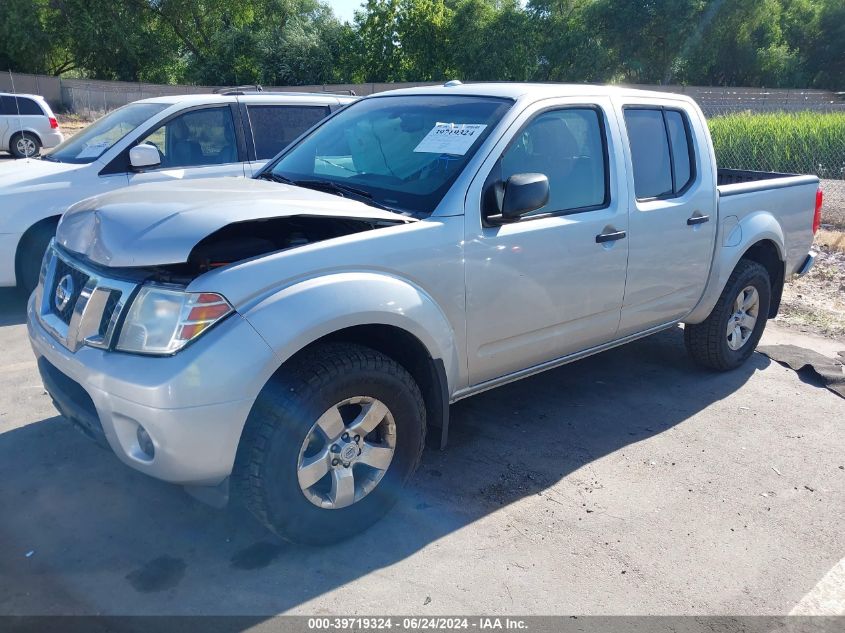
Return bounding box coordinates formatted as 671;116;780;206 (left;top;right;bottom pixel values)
0;156;85;192
56;177;414;267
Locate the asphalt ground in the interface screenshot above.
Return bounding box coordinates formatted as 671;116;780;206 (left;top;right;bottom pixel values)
0;287;843;616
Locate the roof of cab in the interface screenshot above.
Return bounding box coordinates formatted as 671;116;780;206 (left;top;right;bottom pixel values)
135;92;356;107
369;82;695;104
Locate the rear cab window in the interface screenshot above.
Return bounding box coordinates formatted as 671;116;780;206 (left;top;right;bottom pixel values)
623;106;696;200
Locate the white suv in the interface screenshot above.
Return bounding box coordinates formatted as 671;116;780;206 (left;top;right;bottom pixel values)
1;93;64;158
0;90;355;292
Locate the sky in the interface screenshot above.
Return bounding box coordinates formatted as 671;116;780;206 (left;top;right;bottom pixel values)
326;0;362;23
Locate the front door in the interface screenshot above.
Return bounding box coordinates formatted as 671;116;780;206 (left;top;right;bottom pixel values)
129;105;246;185
614;102;718;336
464;99;630;385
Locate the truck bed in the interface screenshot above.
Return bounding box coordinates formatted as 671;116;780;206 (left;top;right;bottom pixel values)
717;168;799;187
716;168;819;278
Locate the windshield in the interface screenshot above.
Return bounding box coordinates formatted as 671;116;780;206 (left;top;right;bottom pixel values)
266;95;513;215
45;102;169;164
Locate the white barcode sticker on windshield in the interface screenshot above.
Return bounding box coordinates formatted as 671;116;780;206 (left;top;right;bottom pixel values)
413;123;487;155
75;141;110;159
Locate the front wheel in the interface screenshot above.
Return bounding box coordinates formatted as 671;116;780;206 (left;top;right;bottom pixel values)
684;259;771;371
234;343;426;544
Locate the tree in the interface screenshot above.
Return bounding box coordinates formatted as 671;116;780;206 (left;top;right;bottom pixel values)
676;0;802;87
0;0;75;75
397;0;453;81
802;0;845;88
529;0;611;82
353;0;404;82
587;0;705;84
449;0;538;81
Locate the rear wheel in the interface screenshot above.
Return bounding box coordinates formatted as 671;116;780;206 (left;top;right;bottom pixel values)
234;343;426;544
684;259;771;371
10;132;40;158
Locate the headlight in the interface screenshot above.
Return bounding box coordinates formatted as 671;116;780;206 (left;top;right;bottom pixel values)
116;286;232;355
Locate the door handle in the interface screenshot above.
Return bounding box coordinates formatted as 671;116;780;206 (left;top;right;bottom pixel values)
687;215;710;226
595;230;627;243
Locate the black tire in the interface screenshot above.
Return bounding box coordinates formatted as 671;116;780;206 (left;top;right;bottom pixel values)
10;131;41;158
16;221;57;295
684;259;771;371
234;342;426;544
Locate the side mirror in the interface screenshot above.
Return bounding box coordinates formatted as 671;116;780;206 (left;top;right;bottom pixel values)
487;173;549;224
129;144;161;171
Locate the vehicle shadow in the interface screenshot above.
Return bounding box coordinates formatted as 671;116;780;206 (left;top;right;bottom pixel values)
0;326;770;615
0;288;27;326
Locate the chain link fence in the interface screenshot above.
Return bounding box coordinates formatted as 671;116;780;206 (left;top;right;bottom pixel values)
704;106;845;230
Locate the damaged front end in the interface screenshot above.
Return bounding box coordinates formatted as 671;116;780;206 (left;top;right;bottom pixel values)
145;214;402;284
55;176;416;283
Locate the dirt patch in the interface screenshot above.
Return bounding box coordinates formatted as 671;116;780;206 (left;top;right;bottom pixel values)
55;114;92;140
777;232;845;342
479;462;553;506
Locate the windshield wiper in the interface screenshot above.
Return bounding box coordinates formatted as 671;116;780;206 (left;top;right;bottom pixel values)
296;179;403;214
255;171;294;184
286;177;404;214
41;154;59;163
256;172;406;215
292;179;374;200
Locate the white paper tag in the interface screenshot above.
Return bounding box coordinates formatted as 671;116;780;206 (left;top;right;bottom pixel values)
75;141;111;159
413;123;487;155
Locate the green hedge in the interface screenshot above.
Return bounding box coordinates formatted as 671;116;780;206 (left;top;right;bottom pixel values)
708;111;845;180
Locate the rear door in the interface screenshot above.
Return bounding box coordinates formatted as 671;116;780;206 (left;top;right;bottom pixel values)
464;97;630;385
614;100;717;336
128;104;246;185
241;100;333;175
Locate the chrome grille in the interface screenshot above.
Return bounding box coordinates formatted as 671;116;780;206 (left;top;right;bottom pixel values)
49;257;90;324
36;242;138;352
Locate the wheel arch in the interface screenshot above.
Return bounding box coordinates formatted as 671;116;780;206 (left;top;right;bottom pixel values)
280;324;451;449
14;215;60;287
9;128;43;145
685;211;786;325
740;239;785;318
237;272;463;448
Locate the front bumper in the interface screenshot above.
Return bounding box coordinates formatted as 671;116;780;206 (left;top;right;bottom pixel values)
28;293;278;486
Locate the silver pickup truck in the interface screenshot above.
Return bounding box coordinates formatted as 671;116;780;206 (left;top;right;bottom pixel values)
27;83;823;544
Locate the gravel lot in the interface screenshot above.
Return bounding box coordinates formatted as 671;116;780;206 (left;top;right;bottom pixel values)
0;288;843;616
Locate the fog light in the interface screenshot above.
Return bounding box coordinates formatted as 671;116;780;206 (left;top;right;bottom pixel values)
137;425;155;458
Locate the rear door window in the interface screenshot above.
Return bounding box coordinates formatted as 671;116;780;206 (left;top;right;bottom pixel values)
665;110;693;192
624;107;696;199
247;105;330;160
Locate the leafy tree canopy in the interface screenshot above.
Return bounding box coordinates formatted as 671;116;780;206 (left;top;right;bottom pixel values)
0;0;842;89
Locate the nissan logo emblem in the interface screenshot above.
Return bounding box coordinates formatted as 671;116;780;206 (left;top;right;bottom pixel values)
54;274;75;312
